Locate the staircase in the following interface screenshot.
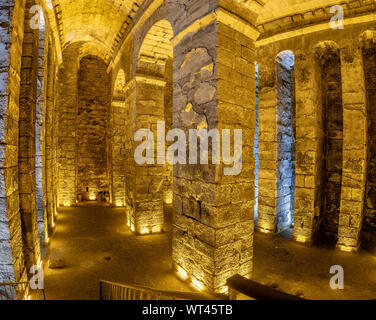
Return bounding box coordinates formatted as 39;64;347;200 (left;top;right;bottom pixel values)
99;280;226;300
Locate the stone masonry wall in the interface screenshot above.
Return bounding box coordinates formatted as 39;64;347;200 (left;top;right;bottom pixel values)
0;0;28;283
133;74;166;234
363;45;376;233
317;51;343;244
110;69;127;207
172;17;255;293
57;45;78;207
257;53;278;234
276;57;295;235
76;56;110;200
18;0;41;271
45;37;58;239
35;18;47;255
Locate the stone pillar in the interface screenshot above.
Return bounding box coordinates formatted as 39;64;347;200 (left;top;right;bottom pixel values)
35;22;47;255
293;51;323;244
57;46;78;207
133;74;166;234
172;7;257;293
337;43;367;252
123;78;136;231
18;0;42;271
110;81;127;208
256;57;277;234
0;0;28;283
45;39;57;239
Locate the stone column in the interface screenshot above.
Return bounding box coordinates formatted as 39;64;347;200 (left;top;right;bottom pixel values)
110;91;127;207
293;51;323;244
35;22;47;255
0;0;28;283
45;40;57;239
337;42;367;252
133;74;166;234
57;46;78;207
171;7;257;293
18;0;42;271
256;57;278;234
123;78;136;231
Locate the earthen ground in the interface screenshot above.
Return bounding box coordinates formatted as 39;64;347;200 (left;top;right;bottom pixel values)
44;206;376;300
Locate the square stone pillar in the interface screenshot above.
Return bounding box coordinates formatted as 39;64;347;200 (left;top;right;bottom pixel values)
57;47;78;207
132;74;167;234
337;43;367;252
257;58;278;234
172;8;257;293
293;51;323;244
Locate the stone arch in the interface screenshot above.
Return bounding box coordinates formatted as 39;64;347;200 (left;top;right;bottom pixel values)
359;30;376;251
128;19;174;235
313;41;344;245
132;4;176;77
275;50;296;238
110;69;127;207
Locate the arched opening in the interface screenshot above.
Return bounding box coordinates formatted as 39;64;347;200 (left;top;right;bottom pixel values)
314;42;344;246
360;31;376;251
130;19;174;234
76;55;111;203
275;50;296;239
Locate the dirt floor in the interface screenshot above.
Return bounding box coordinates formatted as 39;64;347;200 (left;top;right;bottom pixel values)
253;232;376;300
44;205;376;300
43;205;192;300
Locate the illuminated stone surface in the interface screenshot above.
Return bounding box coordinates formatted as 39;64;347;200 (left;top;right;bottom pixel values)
1;0;376;299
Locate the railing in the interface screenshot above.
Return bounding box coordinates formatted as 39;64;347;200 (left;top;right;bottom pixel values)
227;275;305;300
0;282;45;301
99;280;226;300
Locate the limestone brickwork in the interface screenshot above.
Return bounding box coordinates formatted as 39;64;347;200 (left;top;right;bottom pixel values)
3;0;376;298
76;56;110;201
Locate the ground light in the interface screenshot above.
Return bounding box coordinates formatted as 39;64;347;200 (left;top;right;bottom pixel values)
191;278;204;292
176;266;188;280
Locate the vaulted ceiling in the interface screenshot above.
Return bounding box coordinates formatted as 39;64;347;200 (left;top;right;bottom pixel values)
45;0;346;63
50;0;146;60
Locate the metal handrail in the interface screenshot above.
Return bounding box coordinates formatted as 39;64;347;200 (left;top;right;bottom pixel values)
99;280;226;300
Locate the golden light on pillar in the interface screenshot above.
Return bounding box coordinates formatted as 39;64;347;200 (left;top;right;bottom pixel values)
152;225;162;234
192;278;204;292
164;191;173;205
295;235;307;244
131;224;135;232
115;200;123;207
337;244;356;253
258;227;272;234
176;266;188;280
219;286;229;294
141;227;151;235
